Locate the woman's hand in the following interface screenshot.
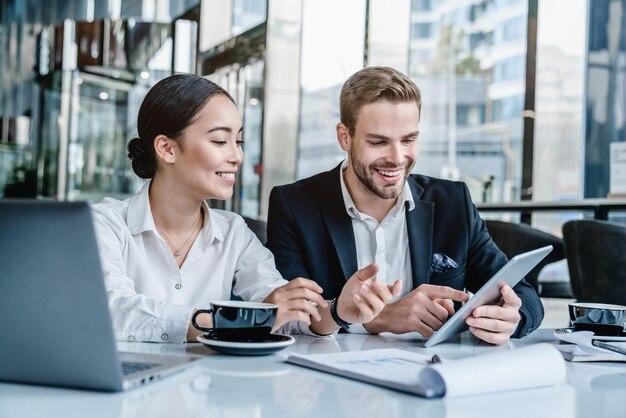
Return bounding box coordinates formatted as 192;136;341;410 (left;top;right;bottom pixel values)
263;278;328;332
265;264;401;336
336;263;403;324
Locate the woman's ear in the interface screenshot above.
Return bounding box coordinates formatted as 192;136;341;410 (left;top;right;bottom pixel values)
154;134;177;164
336;123;351;152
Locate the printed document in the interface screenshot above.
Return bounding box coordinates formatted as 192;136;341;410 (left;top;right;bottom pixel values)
287;343;565;398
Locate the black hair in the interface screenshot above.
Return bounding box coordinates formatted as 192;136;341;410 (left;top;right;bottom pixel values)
127;73;235;178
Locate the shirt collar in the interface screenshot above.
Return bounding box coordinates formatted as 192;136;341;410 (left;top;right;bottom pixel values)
126;181;155;234
126;181;223;248
339;159;415;221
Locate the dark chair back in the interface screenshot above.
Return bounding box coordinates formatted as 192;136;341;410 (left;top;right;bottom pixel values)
485;220;565;292
230;217;268;301
243;216;267;244
562;220;626;305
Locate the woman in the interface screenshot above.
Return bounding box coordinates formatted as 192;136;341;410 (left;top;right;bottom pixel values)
93;74;401;343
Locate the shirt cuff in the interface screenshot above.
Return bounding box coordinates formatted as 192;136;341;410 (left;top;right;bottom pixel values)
345;323;372;334
275;320;340;337
155;304;195;343
512;309;529;338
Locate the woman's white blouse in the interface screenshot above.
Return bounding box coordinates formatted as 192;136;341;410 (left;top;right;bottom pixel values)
92;182;306;343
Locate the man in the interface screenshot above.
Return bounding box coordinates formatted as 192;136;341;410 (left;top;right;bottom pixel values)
266;66;543;344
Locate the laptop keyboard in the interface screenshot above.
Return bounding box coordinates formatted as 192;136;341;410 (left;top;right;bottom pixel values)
121;361;161;376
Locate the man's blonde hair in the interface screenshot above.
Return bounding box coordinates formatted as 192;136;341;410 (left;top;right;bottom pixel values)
340;66;421;136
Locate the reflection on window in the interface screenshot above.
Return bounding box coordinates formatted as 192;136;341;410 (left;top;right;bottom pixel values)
529;0;586;237
409;0;528;202
469;30;494;49
457;104;485;126
412;0;432;12
492;95;524;121
232;0;267;36
297;0;366;180
493;56;525;83
412;22;432;38
584;0;626;198
494;0;524;8
66;76;149;201
240;61;264;218
498;15;526;43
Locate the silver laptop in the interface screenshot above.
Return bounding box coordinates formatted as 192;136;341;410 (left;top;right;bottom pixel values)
0;200;197;391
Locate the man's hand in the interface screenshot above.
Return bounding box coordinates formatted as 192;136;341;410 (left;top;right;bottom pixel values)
336;263;403;324
465;285;521;345
264;278;328;331
363;284;469;335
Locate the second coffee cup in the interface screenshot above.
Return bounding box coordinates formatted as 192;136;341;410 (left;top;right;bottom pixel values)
192;300;278;342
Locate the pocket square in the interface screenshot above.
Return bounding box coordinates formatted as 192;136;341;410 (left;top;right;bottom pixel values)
430;253;459;274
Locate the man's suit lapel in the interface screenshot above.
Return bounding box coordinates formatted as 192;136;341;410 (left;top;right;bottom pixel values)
318;165;358;281
406;178;434;288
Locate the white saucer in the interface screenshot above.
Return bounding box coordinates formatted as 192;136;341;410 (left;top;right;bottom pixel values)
197;333;295;356
555;327;626;341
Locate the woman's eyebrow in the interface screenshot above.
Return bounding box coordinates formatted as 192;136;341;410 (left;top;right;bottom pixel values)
207;126;244;134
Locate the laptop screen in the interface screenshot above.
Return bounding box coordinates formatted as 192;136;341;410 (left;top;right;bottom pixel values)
0;200;125;391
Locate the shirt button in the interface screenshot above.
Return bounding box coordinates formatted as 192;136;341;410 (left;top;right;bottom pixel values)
128;335;135;342
175;283;182;290
161;333;169;341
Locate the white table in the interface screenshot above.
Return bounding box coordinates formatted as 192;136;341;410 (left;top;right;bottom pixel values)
1;330;625;418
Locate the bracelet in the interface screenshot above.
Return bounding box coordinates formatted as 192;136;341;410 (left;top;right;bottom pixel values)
330;298;352;330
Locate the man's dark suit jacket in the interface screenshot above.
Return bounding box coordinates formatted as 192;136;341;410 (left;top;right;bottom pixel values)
266;164;544;338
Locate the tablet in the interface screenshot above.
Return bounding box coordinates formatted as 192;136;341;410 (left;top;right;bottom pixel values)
424;245;553;347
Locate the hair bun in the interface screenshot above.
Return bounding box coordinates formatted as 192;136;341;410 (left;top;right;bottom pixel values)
127;137;155;179
127;137;144;159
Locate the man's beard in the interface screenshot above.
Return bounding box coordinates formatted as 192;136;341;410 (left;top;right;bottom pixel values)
350;151;413;200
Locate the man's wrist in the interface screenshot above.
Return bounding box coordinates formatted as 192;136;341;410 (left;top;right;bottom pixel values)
362;321;376;334
512;309;528;338
362;314;384;334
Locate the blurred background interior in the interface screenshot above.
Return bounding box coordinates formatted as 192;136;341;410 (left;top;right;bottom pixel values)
1;0;625;308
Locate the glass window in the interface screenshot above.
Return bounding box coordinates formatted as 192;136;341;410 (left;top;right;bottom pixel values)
533;0;586;201
530;0;587;235
469;30;494;49
412;0;432;12
492;95;524;121
239;61;264;218
498;15;526;43
584;0;626;198
493;55;526;83
412;22;432;38
409;0;528;202
297;0;366;180
231;0;267;36
470;3;488;22
495;0;523;7
532;0;587;240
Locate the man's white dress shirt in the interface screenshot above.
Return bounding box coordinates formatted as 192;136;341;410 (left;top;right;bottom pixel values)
92;182;309;343
339;160;415;333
